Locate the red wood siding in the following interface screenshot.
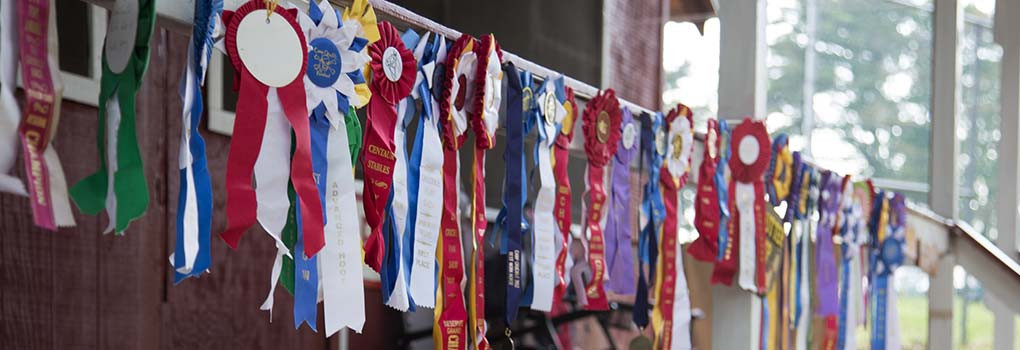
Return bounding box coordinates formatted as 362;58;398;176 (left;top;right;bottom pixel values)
1;25;401;350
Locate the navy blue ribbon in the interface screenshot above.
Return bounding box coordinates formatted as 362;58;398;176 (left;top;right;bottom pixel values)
634;111;665;329
493;62;526;323
172;0;220;283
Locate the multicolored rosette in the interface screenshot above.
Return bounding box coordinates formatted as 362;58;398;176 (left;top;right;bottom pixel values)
467;33;501;350
579;89;621;311
728;117;771;293
869;191;906;350
298;0;374;335
361;20;416;272
689;119;721;262
652;103;694;350
341;0;379;105
433;33;476;350
765;134;792;206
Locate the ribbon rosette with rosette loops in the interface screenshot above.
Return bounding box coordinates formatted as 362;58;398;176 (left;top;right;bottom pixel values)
361;21;416;273
579;89;621;311
870;191;906;350
689;119;722;262
466;33;501;350
603;108;638;296
293;0;375;335
433;34;476;350
651;103;694;350
72;0;157;234
216;1;324;268
728;117;771;293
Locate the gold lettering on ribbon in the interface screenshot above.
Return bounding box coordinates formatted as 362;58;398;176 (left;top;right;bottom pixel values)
367;144;396;161
366;159;391;175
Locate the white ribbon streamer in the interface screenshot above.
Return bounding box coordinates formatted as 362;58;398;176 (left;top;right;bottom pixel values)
256;88;294;318
795;219;811;350
103;96;122;233
385;99;412;311
736;181;757;292
319;106;367;335
0;0;25;195
175;43;201;274
669;190;693;349
531;125;558;312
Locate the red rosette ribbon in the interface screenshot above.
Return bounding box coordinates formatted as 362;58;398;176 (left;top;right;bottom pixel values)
579;89;621;311
689;119;722;261
726;117;771;294
466;33;501;350
219;1;325;257
361;21;415;272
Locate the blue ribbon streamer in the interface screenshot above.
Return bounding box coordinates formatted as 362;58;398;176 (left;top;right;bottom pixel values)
172;0;221;283
633;111;665;329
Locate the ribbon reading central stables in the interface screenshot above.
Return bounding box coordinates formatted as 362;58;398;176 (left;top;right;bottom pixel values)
434;34;476;350
362;21;416;272
652;103;694;350
217;1;324;265
729;118;771;293
579;89;621;311
72;0;156;234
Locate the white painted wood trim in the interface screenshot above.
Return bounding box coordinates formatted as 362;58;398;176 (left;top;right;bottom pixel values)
206;52;235;135
929;1;962;348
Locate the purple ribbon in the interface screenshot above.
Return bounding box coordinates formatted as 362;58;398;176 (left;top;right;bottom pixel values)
604;108;638;295
815;171;842;316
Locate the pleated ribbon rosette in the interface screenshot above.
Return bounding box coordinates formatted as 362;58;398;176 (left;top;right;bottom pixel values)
578;89;622;311
360;20;416;272
728;117;771;293
433;33;477;350
651;103;694;350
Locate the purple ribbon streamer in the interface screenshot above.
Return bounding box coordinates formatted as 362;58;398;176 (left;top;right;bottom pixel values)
815;171;841;316
604;108;637;295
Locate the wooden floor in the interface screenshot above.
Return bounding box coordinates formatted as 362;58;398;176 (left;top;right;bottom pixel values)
0;26;401;350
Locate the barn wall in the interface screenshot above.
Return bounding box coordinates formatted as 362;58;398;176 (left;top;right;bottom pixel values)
1;25;401;350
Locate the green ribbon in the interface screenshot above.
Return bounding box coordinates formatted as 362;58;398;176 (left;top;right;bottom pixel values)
71;0;156;233
283;106;361;294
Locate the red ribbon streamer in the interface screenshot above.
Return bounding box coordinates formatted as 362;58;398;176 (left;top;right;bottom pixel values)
551;87;577;305
688;119;720;261
17;0;57;230
580;89;621;311
437;148;468;350
219;3;324;256
659;176;679;350
362;21;415;271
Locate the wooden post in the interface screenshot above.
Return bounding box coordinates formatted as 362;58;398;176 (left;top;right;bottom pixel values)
929;0;961;348
712;0;766;348
991;1;1020;348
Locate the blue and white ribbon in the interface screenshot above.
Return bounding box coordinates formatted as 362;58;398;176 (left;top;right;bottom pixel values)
171;0;221;282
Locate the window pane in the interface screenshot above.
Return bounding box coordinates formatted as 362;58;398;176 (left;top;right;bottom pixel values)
766;0;933;204
221;56;238;112
56;0;92;77
663;18;720;133
957;0;1000;239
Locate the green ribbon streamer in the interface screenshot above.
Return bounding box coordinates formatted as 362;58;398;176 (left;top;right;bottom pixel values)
71;0;156;233
282;106;361;294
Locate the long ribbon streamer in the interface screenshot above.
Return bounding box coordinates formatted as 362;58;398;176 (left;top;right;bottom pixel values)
527;77;564;312
579;89;621;311
72;0;156;234
634;111;665;329
816;170;843;349
170;0;220;282
689;119;721;262
0;0;25;195
16;0;75;230
604;108;637;295
551;82;576;307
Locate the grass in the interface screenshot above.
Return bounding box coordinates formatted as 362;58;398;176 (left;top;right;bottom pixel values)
851;294;1020;349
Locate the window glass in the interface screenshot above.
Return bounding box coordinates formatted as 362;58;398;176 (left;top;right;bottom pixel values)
56;0;92;77
662;18;719;133
957;0;1000;239
765;0;933;205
